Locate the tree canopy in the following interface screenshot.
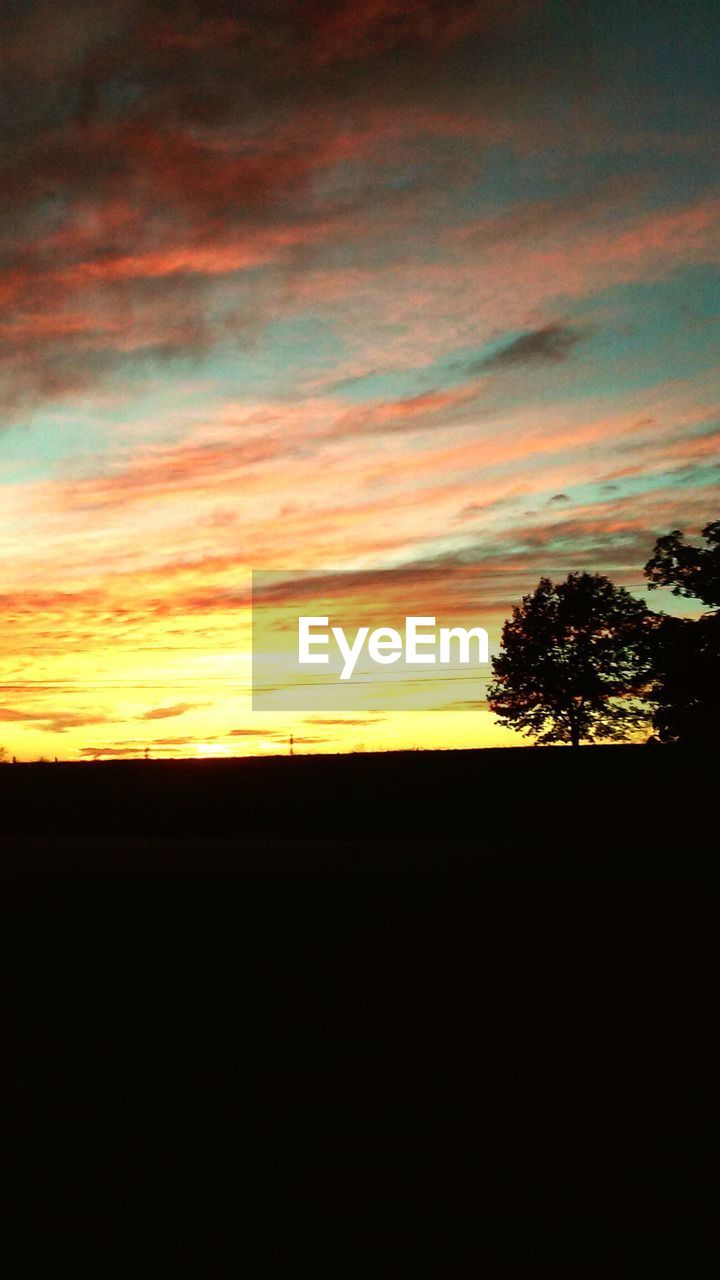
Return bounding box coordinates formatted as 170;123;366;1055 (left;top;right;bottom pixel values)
487;572;654;747
646;612;720;746
644;519;720;744
644;520;720;610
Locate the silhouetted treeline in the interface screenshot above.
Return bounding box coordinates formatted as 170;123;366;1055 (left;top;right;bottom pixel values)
489;520;719;747
644;520;720;744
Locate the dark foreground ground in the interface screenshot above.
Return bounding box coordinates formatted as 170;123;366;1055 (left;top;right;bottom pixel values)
2;746;718;1274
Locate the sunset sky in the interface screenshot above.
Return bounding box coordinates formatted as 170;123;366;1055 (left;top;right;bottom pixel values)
1;0;718;760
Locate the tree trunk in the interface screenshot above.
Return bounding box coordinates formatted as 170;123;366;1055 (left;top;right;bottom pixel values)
570;722;581;748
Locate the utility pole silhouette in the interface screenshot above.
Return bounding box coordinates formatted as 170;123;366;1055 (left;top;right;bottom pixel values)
289;734;294;757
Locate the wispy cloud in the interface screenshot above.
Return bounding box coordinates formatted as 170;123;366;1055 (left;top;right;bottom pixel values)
477;324;584;371
140;702;205;721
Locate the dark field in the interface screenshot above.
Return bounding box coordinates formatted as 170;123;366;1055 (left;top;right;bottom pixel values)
2;747;717;1273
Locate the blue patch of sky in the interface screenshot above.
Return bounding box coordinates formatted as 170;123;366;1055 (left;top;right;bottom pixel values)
1;312;347;483
332;264;720;409
551;460;720;514
595;0;719;98
565;269;720;394
575;0;719;137
204;314;346;394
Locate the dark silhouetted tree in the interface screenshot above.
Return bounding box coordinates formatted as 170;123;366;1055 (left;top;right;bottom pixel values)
644;520;720;609
488;572;654;747
646;612;720;745
644;521;720;744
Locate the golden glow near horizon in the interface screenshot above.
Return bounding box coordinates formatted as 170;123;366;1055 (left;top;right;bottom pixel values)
0;549;524;759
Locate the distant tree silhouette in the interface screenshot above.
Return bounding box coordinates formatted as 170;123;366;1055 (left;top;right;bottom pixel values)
644;521;720;744
644;520;720;609
488;572;654;747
